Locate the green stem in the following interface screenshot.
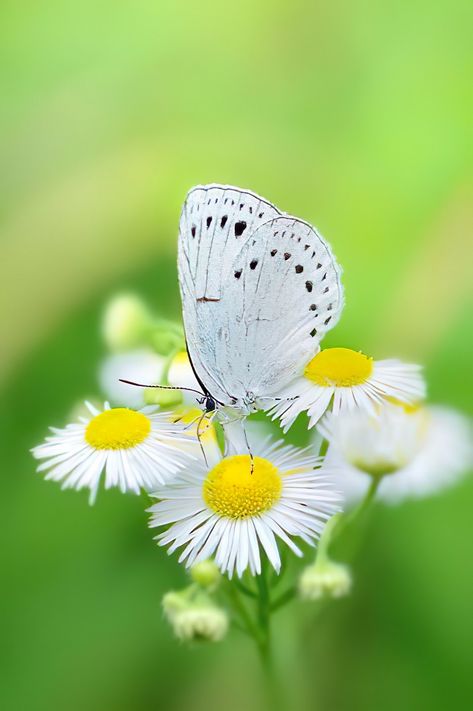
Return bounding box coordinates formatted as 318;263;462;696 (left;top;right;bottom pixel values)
255;563;285;711
332;477;381;544
271;585;296;612
234;578;257;599
255;563;271;658
223;582;260;641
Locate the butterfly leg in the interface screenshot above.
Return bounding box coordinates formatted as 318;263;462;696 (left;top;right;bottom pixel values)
195;409;219;468
241;420;255;475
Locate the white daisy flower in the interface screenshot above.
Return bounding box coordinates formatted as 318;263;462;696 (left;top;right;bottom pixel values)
99;349;165;409
32;402;194;504
319;403;473;506
268;347;426;431
149;439;341;578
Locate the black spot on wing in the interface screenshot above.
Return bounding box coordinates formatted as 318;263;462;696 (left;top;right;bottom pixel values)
234;221;247;237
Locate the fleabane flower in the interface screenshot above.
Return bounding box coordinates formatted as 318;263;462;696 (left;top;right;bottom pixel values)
149;439;341;578
99;348;164;409
320;402;472;505
267;347;426;431
32;402;193;504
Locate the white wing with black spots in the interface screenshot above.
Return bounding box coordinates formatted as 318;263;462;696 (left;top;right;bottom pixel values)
178;185;344;407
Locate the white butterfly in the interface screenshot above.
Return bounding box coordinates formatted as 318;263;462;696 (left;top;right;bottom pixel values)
178;184;344;422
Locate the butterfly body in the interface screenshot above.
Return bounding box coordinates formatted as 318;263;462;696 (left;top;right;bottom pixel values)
178;184;344;419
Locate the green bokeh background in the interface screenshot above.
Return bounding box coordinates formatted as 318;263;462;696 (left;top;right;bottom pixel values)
1;2;472;710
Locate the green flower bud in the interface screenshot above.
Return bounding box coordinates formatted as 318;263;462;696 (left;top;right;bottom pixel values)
149;326;185;356
162;588;228;643
102;294;153;352
190;560;221;590
298;560;352;601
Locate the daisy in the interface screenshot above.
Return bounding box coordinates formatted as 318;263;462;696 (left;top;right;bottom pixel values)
99;348;164;409
149;439;341;578
32;402;194;504
267;347;426;431
319;402;472;505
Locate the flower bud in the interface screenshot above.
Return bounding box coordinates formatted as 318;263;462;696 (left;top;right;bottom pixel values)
102;294;153;352
298;560;352;601
171;605;228;642
149;327;185;356
190;560;221;590
162;588;228;643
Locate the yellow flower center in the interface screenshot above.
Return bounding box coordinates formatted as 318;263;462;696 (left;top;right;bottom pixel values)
305;348;373;387
85;408;151;449
203;455;282;519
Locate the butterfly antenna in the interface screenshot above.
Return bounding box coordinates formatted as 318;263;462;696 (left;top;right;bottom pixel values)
119;379;204;397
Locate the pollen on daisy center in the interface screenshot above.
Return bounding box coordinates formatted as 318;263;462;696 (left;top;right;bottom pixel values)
85;408;151;450
203;455;282;519
305;347;373;387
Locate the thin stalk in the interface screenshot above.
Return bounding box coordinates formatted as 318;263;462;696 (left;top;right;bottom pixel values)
332;477;381;544
223;581;260;641
255;562;285;711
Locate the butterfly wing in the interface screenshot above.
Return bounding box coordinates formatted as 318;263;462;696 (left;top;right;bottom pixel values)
178;184;280;403
178;185;343;404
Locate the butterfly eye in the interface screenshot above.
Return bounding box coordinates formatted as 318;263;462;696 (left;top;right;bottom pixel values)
309;304;317;311
295;265;304;274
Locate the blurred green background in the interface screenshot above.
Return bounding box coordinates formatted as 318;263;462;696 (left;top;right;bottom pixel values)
1;1;472;709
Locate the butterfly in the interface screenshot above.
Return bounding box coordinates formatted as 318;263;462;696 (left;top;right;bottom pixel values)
177;184;344;427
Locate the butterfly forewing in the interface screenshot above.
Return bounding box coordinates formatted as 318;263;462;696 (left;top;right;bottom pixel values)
179;184;280;302
178;185;343;406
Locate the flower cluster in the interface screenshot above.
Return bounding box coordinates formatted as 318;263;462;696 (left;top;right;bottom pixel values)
32;286;471;646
